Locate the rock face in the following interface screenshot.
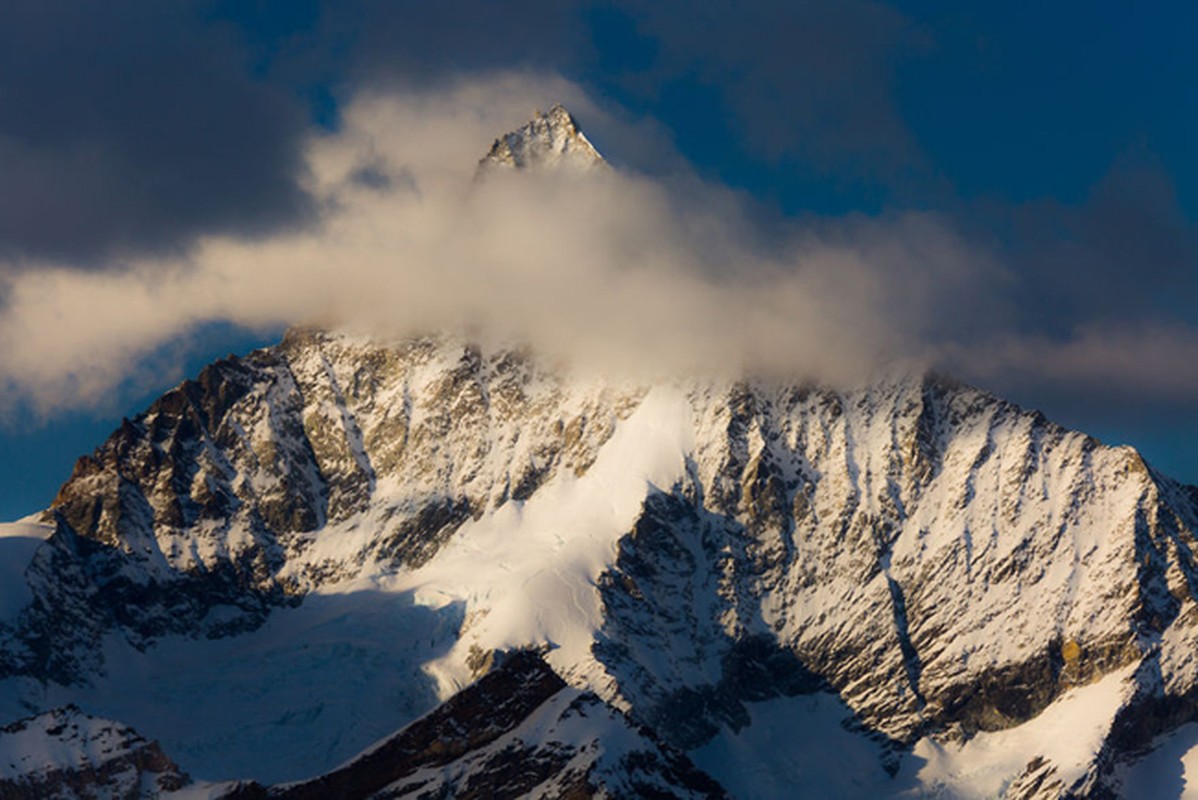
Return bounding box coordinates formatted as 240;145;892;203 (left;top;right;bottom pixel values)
3;107;1198;797
597;376;1167;745
5;329;637;686
0;706;186;799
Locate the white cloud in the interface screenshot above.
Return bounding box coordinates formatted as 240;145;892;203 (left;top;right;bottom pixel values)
0;73;1024;417
946;324;1198;402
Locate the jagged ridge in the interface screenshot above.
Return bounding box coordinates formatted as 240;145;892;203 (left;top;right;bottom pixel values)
4;326;1198;796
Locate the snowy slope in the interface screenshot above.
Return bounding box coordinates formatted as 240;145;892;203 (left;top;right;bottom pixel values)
692;666;1137;799
0;521;51;618
1112;722;1198;799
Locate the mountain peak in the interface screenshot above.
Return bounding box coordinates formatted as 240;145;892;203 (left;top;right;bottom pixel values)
477;103;606;176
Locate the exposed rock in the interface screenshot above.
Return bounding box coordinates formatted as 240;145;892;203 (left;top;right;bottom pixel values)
7;331;635;683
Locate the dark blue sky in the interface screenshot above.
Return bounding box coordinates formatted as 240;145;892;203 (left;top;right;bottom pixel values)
2;1;1196;519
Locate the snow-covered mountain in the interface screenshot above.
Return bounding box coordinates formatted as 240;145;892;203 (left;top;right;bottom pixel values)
3;107;1198;799
477;103;605;175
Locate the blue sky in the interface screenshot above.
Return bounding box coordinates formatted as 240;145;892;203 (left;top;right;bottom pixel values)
1;2;1196;520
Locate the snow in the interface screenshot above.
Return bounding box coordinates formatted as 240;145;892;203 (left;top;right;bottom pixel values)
375;689;605;798
27;589;461;784
0;521;51;619
897;665;1136;797
4;324;1194;795
1114;722;1198;799
0;387;691;784
691;692;898;799
692;666;1136;799
478;103;605;174
391;384;693;695
0;707;144;780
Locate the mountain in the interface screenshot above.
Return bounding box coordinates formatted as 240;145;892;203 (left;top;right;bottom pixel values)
3;107;1198;798
476;102;605;175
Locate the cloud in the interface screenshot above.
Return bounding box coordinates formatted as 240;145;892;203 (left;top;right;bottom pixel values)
993;156;1198;336
0;74;1000;417
611;0;931;175
0;0;942;271
302;0;932;183
0;0;312;267
1;72;1195;437
946;324;1198;407
1;3;1195;489
327;1;587;81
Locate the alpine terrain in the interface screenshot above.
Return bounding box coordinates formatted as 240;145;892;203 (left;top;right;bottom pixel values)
3;105;1198;799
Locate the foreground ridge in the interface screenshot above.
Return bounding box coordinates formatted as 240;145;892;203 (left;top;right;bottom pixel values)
0;654;724;800
0;705;186;799
214;650;725;800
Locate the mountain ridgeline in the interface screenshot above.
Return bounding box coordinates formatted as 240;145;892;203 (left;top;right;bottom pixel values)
2;107;1197;799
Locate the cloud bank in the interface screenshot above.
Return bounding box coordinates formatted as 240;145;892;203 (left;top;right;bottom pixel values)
1;73;1196;431
0;0;312;267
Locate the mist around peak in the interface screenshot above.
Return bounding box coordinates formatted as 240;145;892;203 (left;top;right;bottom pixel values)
0;75;980;417
0;72;1194;436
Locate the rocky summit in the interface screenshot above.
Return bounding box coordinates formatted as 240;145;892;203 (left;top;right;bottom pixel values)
2;108;1197;799
477;102;606;176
